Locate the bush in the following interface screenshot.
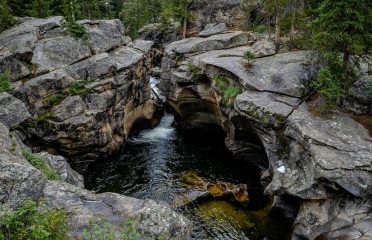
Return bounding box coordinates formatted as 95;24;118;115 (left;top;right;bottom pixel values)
243;51;255;69
69;81;90;99
187;64;201;76
0;70;13;93
82;218;139;240
224;86;242;101
0;200;69;240
22;149;62;181
175;54;185;63
32;111;56;129
44;93;65;106
62;21;89;44
0;0;15;32
243;51;255;65
213;74;242;105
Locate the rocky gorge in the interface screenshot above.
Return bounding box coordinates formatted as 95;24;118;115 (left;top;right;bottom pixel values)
0;10;371;240
157;25;372;239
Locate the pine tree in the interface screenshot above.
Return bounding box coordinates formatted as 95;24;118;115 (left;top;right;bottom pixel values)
0;0;15;32
310;0;371;111
63;0;80;22
262;0;288;52
27;0;52;18
80;0;101;20
120;0;161;37
310;0;371;65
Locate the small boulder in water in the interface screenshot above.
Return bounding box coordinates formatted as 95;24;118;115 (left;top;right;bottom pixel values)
176;171;250;206
207;183;226;197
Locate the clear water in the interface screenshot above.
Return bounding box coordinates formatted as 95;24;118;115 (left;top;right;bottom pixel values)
84;113;292;240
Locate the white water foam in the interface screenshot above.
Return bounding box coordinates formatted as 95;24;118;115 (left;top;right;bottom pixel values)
133;113;175;142
150;77;166;102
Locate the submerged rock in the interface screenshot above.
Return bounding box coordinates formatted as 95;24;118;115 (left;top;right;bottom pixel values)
176;171;249;207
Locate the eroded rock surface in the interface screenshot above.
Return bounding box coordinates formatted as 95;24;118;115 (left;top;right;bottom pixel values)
343;75;372;115
0;122;192;239
160;31;372;239
36;152;84;188
0;92;31;128
188;0;247;34
1;17;157;160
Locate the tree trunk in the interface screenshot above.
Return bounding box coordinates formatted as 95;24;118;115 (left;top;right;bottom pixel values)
70;0;75;22
182;1;188;39
268;16;272;40
289;10;296;49
275;15;280;52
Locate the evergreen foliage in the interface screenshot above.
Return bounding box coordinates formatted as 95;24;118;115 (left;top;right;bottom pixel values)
0;71;13;93
309;0;371;111
22;149;62;180
82;218;139;240
243;51;255;66
0;200;68;240
27;0;52;18
0;0;15;32
213;75;242;105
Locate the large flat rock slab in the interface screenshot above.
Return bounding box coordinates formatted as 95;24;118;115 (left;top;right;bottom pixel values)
266;104;372;199
165;31;253;57
32;35;92;74
79;19;126;54
235;90;302;129
199;51;314;97
44;181;193;239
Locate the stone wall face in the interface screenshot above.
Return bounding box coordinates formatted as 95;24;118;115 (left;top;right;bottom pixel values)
0;120;192;239
188;0;247;35
0;17;157;161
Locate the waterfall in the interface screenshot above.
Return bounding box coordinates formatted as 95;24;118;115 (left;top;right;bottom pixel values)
132;113;175;141
150;77;166;102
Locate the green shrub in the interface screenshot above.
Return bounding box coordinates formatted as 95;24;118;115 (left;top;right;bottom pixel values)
175;54;185;63
0;0;15;32
187;64;201;76
224;86;242;101
22;149;62;181
0;199;69;240
212;74;242;104
69;81;90;99
243;51;255;66
32;111;55;128
44;93;65;106
311;66;344;111
0;70;14;93
255;25;267;33
82;218;139;240
213;74;229;90
62;20;89;44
